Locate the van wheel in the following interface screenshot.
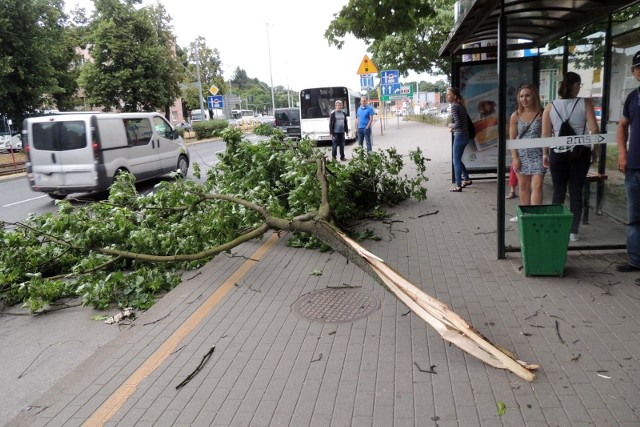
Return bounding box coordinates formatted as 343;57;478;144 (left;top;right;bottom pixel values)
48;194;66;200
177;155;189;177
113;168;128;183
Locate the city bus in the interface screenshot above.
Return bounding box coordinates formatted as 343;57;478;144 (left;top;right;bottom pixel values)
231;109;256;125
299;86;360;143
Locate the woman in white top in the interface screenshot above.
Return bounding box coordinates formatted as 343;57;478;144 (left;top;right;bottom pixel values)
541;72;599;242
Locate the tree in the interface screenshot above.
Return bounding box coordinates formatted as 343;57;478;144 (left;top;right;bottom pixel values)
0;129;535;380
325;0;455;77
0;0;80;123
79;0;181;112
178;37;226;113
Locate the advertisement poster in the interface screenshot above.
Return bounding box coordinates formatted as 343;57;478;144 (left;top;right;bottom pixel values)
456;59;536;171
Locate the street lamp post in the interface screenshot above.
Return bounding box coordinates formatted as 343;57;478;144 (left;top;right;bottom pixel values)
194;45;206;120
266;23;276;114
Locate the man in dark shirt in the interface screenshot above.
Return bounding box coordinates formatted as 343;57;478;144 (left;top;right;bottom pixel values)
329;100;348;161
616;50;640;280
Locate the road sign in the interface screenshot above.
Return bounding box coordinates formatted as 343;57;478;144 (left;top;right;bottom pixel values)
356;55;378;75
360;74;375;91
381;70;399;84
226;95;241;107
209;84;219;95
208;95;223;109
380;83;401;96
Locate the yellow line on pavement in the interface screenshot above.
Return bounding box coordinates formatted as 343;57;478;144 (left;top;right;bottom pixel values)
83;232;280;427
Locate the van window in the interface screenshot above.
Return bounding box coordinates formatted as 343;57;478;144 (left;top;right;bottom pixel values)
153;116;174;139
32;121;87;151
124;118;153;146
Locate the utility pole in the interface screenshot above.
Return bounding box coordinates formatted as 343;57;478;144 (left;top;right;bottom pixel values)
266;23;276;114
194;45;206;120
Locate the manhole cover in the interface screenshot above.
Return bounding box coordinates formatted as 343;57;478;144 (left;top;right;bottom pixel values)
291;288;380;323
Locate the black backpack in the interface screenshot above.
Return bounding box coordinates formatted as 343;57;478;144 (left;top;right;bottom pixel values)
552;99;580;136
466;113;476;139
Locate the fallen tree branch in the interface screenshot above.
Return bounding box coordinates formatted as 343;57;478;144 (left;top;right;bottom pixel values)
175;345;215;390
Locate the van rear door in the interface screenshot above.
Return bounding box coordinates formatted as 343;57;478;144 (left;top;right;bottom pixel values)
29;118;94;190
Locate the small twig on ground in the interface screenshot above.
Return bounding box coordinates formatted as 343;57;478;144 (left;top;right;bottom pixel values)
311;353;323;363
474;230;497;235
170;345;186;356
186;271;202;281
555;320;565;344
416;210;439;218
175;346;215;390
414;362;437;374
142;311;171;326
224;251;259;262
524;309;540;320
326;284;361;289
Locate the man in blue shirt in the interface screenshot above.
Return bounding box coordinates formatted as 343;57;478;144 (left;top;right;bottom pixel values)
356;97;375;153
616;50;640;281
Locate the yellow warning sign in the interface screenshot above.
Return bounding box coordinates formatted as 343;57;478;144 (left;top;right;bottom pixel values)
356;55;378;75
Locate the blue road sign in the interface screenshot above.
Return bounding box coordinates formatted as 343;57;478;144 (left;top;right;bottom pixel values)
360;74;374;91
380;83;401;96
381;70;399;85
208;95;223;109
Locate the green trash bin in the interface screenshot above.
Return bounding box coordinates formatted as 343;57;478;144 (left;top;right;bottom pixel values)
516;204;573;277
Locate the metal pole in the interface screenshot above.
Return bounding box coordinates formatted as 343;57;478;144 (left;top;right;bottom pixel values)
596;15;614;214
266;23;276;114
497;0;507;259
194;45;206;120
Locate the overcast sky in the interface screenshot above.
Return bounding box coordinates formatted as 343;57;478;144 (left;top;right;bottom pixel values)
70;0;445;92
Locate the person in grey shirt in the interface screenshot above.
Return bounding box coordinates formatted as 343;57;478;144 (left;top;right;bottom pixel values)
329;100;348;161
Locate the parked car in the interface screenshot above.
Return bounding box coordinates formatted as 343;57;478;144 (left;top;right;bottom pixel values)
176;121;192;132
0;134;22;152
274;108;301;138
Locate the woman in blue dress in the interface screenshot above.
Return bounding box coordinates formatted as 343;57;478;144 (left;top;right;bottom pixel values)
508;84;545;221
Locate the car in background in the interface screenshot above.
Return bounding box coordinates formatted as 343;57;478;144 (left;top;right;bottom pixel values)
176;121;192;132
0;134;22;152
274;108;301;138
259;115;275;126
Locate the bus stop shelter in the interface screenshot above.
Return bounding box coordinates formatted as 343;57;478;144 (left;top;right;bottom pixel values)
439;0;640;259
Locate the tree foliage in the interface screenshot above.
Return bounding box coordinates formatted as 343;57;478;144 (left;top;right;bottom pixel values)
0;0;80;124
0;129;428;312
79;0;181;112
325;0;455;77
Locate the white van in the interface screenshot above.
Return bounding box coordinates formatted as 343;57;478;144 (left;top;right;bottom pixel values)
23;112;190;199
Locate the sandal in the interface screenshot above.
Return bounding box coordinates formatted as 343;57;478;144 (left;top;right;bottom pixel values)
449;186;462;192
506;191;516;199
462;179;472;188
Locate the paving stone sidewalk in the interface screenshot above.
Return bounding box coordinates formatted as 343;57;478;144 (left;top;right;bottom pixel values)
9;120;640;427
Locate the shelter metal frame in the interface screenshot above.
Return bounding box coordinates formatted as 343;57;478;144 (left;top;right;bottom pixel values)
440;0;640;259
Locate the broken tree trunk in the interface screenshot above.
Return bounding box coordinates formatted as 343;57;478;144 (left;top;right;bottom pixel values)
293;218;537;382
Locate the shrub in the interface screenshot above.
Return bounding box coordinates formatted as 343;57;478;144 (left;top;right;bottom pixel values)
254;122;275;136
192;119;229;139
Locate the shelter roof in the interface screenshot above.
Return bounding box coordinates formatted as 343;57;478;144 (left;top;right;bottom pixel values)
440;0;640;56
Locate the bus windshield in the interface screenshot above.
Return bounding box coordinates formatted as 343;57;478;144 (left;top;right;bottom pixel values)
300;87;351;119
